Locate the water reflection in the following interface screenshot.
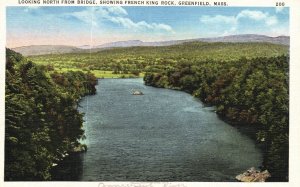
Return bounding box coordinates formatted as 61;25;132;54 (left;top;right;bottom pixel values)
52;79;262;181
51;153;84;181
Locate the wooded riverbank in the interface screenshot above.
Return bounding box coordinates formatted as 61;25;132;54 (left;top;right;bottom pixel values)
5;49;97;180
144;56;289;181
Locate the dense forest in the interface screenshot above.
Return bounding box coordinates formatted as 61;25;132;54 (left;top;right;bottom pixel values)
5;49;97;180
144;55;289;181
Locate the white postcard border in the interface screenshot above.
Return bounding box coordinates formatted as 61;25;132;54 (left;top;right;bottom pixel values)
0;0;299;187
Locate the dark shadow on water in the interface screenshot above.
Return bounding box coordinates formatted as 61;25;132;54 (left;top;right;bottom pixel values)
50;153;84;181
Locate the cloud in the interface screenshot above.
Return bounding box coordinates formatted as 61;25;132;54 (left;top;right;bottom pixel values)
109;17;174;32
199;15;238;35
199;9;279;35
237;10;278;25
106;6;128;16
237;10;268;20
64;7;174;33
200;15;237;25
24;6;40;13
65;7;98;26
24;6;40;12
200;9;278;27
269;24;289;36
275;7;285;13
265;16;278;26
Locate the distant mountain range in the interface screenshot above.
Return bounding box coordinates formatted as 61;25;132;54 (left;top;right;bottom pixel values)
12;34;290;56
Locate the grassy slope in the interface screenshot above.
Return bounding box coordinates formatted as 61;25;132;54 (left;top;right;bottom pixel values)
28;41;289;78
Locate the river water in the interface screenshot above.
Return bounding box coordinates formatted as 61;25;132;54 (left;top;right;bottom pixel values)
52;78;262;181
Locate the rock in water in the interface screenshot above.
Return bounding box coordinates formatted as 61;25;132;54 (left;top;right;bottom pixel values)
236;167;271;182
132;90;144;95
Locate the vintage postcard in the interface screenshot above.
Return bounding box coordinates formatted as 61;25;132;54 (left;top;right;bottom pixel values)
0;0;299;186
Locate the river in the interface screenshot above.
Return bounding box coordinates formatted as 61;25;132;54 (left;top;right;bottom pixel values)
52;78;262;181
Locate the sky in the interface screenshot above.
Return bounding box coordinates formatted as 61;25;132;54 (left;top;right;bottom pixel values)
6;6;289;48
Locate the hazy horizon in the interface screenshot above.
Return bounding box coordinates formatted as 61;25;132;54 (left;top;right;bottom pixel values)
6;6;289;48
9;33;290;49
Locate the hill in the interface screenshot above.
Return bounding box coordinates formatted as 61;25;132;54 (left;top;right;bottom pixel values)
12;45;82;56
12;34;289;56
28;41;289;78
